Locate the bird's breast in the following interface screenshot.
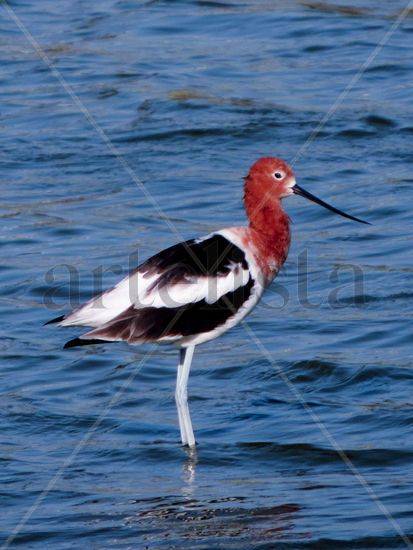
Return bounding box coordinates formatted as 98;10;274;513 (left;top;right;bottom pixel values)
220;226;290;287
243;226;290;285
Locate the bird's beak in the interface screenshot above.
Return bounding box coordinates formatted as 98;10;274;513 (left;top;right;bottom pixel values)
292;184;370;225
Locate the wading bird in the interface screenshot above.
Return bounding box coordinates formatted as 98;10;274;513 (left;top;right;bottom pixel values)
46;157;368;447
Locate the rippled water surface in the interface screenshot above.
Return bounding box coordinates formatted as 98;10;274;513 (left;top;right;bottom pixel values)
1;1;413;548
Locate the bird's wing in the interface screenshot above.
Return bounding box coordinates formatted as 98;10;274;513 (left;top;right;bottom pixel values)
57;232;252;330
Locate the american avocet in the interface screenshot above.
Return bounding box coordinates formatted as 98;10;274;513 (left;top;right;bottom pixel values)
46;157;368;447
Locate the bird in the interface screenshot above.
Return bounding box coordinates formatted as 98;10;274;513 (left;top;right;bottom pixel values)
46;157;369;447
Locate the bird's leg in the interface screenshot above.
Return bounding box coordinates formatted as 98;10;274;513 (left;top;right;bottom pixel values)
176;350;187;445
175;345;196;447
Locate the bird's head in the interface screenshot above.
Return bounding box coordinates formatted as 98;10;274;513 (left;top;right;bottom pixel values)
245;157;369;224
247;157;296;199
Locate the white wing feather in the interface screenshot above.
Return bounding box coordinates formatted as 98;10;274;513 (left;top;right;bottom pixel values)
60;259;250;328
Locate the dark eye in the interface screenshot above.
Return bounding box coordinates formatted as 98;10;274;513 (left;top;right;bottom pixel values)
274;172;284;180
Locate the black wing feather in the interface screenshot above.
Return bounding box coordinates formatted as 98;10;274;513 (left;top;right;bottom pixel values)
141;234;248;284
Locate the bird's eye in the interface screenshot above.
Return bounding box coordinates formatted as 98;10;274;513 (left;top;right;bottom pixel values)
273;171;284;180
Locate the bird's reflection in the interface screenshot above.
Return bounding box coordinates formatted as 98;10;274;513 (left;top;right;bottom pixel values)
181;445;198;498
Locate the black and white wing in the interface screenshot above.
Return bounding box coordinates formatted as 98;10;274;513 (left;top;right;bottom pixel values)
48;231;260;347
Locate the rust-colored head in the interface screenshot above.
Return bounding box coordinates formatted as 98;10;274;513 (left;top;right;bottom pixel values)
246;157;296;200
244;156;370;226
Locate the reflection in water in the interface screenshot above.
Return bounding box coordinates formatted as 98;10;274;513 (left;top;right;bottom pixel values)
181;446;198;498
136;490;301;545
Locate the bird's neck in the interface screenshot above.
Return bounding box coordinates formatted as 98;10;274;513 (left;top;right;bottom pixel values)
244;183;291;269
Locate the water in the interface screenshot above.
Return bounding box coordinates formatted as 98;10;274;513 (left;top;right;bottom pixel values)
1;0;413;548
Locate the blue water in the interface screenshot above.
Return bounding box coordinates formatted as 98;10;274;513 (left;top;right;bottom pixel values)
1;1;413;548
